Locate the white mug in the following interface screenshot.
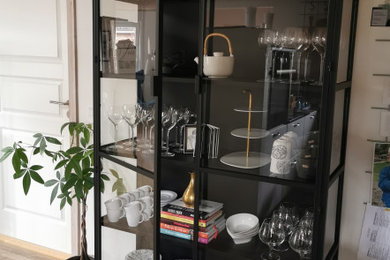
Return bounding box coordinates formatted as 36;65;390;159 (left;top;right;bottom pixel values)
118;193;132;205
139;196;154;209
129;190;141;200
143;207;154;219
107;208;125;223
137;185;153;197
104;198;123;210
125;201;145;227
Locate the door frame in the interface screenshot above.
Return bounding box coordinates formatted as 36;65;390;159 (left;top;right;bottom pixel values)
66;0;80;256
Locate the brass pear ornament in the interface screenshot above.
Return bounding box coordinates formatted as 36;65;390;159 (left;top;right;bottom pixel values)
182;172;195;207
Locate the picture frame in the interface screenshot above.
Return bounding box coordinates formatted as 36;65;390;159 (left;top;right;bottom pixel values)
371;7;389;27
371;142;390;208
183;124;197;154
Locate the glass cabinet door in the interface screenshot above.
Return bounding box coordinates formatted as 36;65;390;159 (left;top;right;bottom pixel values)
98;0;158;259
196;0;331;259
99;0;157;173
201;0;329;184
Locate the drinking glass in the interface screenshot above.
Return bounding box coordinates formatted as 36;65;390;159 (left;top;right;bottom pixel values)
122;104;140;151
138;108;151;149
289;225;313;259
162;109;178;157
270;212;290;252
107;105;123;149
259;218;285;260
312;35;326;84
161;111;171;150
143;107;155;154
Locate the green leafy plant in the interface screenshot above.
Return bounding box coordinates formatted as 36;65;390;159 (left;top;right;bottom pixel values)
0;122;108;260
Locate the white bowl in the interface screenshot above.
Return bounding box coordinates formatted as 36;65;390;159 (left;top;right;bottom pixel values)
226;213;259;235
227;225;259;238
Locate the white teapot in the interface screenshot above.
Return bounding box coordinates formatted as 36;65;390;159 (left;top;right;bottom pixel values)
194;33;234;78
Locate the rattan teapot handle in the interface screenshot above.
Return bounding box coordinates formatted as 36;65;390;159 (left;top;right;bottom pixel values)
203;33;233;56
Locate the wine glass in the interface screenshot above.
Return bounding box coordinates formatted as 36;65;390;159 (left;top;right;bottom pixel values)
161;110;171;150
312;35;326;84
259;218;285;260
138;107;151;149
122;104;140;151
143;107;155;154
270;212;290;252
289;225;313;259
107;105;123;150
162;109;178;157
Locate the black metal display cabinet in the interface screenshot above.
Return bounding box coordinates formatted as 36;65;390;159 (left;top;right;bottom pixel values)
93;0;359;259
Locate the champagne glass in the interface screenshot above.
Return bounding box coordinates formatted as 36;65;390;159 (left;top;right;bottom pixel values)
289;225;313;259
122;104;140;151
259;218;285;260
107;105;123;150
161;111;171;150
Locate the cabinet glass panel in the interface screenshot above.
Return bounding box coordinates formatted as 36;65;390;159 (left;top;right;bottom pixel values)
99;0;157;173
197;172;314;260
200;0;327;183
100;159;155;260
330;89;345;174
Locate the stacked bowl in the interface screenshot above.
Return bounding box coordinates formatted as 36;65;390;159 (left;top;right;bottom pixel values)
226;213;259;244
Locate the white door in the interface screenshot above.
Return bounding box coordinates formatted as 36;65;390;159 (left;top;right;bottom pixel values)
0;0;74;254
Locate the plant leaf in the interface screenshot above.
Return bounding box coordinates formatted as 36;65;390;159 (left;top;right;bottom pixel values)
67;147;83;155
39;138;47;154
12;152;21;172
55;160;68;170
60;198;66;210
16;149;28;163
60;122;71;134
101;174;109;181
45;179;58;187
30;165;43;171
33;133;43;138
45;136;62;145
13;169;26;179
62;174;78;192
30;170;44;184
80;138;87;148
74;180;83;200
23;173;31;195
50;184;59;204
0;149;13;163
83;128;90;144
109;169;119;179
33;148;40;155
56;171;61;180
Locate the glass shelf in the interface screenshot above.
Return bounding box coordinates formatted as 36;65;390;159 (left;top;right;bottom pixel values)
199;230;300;260
102;216;154;236
201;159;316;190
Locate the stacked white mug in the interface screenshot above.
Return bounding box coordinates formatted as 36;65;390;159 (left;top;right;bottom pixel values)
105;185;154;227
270;131;299;175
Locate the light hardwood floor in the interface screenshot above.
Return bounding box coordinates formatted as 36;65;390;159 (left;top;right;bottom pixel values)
0;235;70;260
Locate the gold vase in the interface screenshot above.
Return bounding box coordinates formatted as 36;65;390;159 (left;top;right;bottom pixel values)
182;172;195;207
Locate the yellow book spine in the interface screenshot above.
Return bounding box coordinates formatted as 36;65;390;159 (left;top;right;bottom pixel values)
161;213;207;227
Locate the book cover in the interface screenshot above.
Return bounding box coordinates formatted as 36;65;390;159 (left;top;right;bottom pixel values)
163;198;223;219
160;216;225;239
160;217;225;244
161;210;223;228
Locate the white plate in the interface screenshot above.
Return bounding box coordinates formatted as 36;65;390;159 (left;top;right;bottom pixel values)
161;190;177;203
126;249;153;260
231;128;269;139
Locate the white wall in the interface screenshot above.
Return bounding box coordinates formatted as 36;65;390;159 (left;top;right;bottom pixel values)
339;0;390;259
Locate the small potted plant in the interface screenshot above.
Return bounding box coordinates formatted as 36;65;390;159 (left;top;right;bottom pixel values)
0;122;115;260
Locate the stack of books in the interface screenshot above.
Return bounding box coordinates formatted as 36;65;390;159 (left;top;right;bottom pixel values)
160;198;225;244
